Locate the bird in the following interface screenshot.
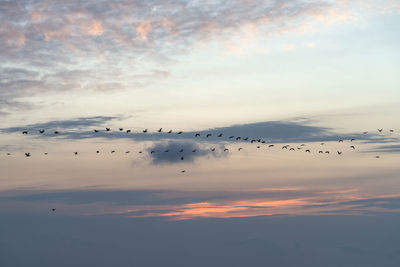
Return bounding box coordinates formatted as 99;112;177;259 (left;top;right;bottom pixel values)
238;148;243;151
25;153;31;157
96;151;100;153
168;130;172;133
289;148;295;151
106;128;110;131
320;143;325;145
6;153;11;156
206;134;212;138
318;151;323;154
378;129;383;132
224;148;229;152
179;149;184;152
143;129;148;133
150;151;155;154
375;155;380;158
119;128;123;131
268;145;274;147
177;131;183;134
350;146;355;149
52;208;56;212
389;129;394;133
229;136;235;139
158;128;162;132
192;149;197;152
236;137;241;140
181;157;184;160
126;129;131;133
164;150;169;152
44;153;48;155
181;170;186;173
305;149;311;153
217;133;223;137
138;151;142;154
243;137;249;141
363;131;368;134
195;133;200;137
257;146;260;149
94;129;99;133
111;150;115;153
211;148;216;151
125;151;130;154
325;151;330;154
22;131;28;134
301;144;306;146
338;140;343;143
54;131;59;134
74;152;78;155
39;130;45;134
337;151;342;155
282;145;288;149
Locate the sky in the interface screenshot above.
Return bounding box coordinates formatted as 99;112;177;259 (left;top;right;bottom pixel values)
1;1;400;266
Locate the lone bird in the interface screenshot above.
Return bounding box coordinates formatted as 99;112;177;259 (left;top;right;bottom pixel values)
318;151;323;154
52;208;56;212
243;137;249;141
143;129;148;133
389;129;394;133
111;150;115;153
376;155;380;158
181;170;186;173
164;150;169;152
96;151;100;153
268;145;274;147
363;131;368;134
289;148;295;151
74;152;78;155
125;151;130;154
325;151;330;154
22;131;28;134
25;153;31;157
106;128;110;131
181;157;184;160
54;131;59;134
282;145;288;149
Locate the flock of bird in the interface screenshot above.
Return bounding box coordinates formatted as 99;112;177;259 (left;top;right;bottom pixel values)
2;127;396;165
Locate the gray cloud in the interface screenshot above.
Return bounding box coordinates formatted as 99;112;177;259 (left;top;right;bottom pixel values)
147;140;225;164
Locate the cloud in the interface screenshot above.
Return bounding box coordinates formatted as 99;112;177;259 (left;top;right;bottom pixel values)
147;141;225;164
0;0;362;112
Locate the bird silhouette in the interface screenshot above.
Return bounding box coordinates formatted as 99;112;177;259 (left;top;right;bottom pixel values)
206;134;212;138
44;153;48;155
320;143;325;145
319;151;323;154
164;150;169;152
22;131;28;134
111;150;115;153
195;133;200;137
192;149;197;152
350;146;355;149
282;145;288;149
94;129;99;133
350;139;355;142
337;151;342;155
238;148;243;151
168;130;172;133
224;148;229;152
106;128;110;131
177;131;183;134
39;130;45;134
251;140;256;143
289;148;295;151
305;149;311;153
181;170;186;173
338;140;343;143
378;129;383;132
126;130;131;133
375;155;380;158
211;148;216;151
150;151;155;154
158;128;162;132
217;133;223;137
363;131;368;134
181;157;184;160
6;153;11;156
257;146;260;149
52;208;56;212
229;136;234;139
300;144;306;146
268;145;274;147
125;151;130;154
325;151;330;154
74;152;78;155
179;149;184;152
143;129;148;133
96;151;100;153
25;153;31;157
119;128;123;131
389;129;394;133
243;137;249;141
236;137;241;140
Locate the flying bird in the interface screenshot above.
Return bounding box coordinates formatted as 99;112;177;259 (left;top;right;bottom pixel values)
181;157;184;160
119;128;123;131
238;148;243;151
217;133;223;137
126;130;131;133
338;140;343;143
164;150;169;152
305;149;311;153
192;149;197;152
389;129;394;133
337;151;342;155
52;208;56;212
319;151;323;154
94;129;99;133
179;149;184;152
363;131;368;134
211;148;216;151
168;130;172;133
96;151;100;153
158;128;162;132
74;152;78;155
111;150;115;153
350;139;355;142
39;130;45;134
195;133;200;137
143;129;148;133
236;137;241;140
229;136;235;139
25;153;31;157
243;137;249;141
289;148;295;151
224;148;229;152
125;151;130;154
350;146;355;149
177;131;183;134
106;128;110;131
150;151;155;154
206;134;212;138
181;170;186;173
22;131;28;134
325;151;330;154
378;129;383;132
